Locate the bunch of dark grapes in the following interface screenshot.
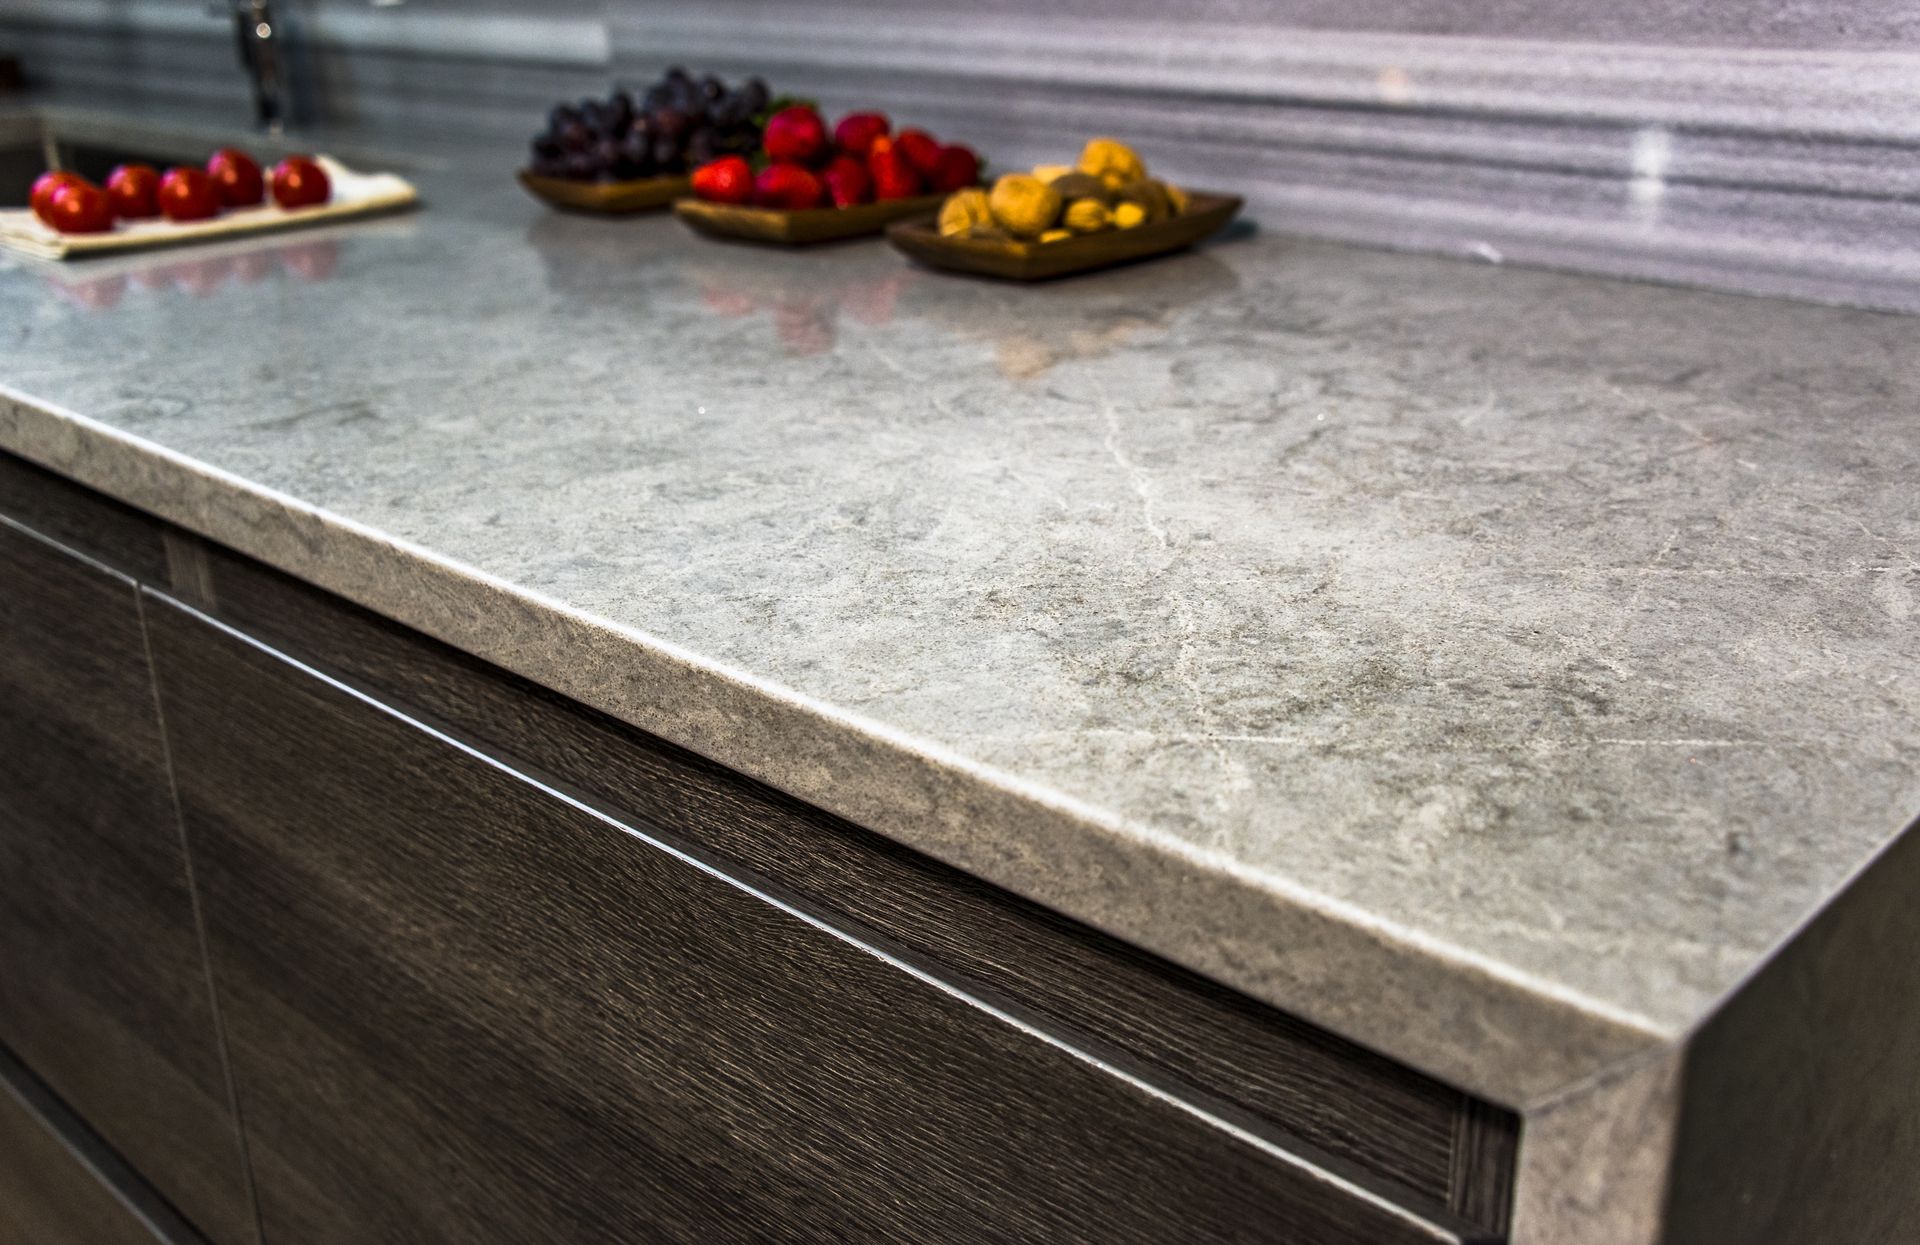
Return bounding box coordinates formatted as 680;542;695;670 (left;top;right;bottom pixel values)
528;68;772;182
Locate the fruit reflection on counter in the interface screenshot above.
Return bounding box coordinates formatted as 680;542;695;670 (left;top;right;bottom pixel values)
689;106;980;210
891;138;1242;281
527;69;773;184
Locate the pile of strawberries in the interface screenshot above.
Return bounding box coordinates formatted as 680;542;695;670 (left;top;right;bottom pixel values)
690;105;979;210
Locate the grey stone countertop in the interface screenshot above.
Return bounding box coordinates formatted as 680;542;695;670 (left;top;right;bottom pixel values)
2;133;1916;1113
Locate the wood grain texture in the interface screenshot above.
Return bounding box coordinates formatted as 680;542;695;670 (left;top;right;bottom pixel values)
1451;1097;1519;1231
0;520;255;1245
675;194;946;244
149;594;1498;1245
185;535;1519;1233
517;170;690;214
0;454;168;583
0;1044;209;1245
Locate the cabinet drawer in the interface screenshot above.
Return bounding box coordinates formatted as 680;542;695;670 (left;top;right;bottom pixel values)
149;593;1496;1245
179;533;1519;1235
0;1046;207;1245
0;517;252;1245
0;455;168;584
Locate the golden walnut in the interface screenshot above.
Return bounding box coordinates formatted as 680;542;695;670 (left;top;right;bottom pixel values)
1046;171;1111;204
1115;179;1172;224
938;188;994;238
1063;198;1113;233
987;173;1063;239
1077;138;1146;190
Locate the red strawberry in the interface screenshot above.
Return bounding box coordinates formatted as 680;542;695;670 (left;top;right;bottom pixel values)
691;155;754;205
833;112;890;159
866;136;923;201
754;162;826;210
894;128;943;177
822;155;873;207
763;105;830;166
928;144;981;193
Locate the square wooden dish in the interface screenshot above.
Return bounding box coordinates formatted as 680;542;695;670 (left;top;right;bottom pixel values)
887;192;1243;280
674;194;946;245
518;170;691;214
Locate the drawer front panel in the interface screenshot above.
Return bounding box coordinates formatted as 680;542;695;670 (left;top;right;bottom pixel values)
180;533;1517;1232
0;1069;159;1245
0;1046;210;1245
0;520;252;1245
150;594;1488;1245
0;455;168;584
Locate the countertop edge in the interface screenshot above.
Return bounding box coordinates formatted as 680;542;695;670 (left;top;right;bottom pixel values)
0;382;1674;1107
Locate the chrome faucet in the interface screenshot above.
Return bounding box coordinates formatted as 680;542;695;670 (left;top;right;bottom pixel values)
228;0;285;134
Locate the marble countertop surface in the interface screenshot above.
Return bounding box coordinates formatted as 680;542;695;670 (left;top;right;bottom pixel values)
3;113;1916;1111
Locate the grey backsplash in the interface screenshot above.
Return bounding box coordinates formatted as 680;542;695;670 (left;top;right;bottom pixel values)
3;0;1917;312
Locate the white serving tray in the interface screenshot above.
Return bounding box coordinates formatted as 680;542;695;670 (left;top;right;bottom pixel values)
0;156;418;261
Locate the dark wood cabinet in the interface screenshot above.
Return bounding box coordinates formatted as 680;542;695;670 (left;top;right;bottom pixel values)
0;1047;207;1245
0;516;252;1245
147;594;1500;1245
0;1070;159;1245
1;453;1519;1243
181;534;1518;1235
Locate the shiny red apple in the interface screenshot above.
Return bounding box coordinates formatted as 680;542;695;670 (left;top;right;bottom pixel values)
269;156;330;209
30;171;85;226
44;180;115;234
158;167;222;221
206;148;265;208
105;163;162;219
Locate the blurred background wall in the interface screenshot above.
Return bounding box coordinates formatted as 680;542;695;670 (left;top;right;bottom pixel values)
2;0;1916;309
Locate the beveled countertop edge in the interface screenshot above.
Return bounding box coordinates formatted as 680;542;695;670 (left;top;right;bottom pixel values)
0;381;1672;1109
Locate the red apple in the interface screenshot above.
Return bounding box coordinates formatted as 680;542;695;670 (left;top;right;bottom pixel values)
44;180;115;234
105;164;162;219
30;171;85;225
158;167;222;221
269;156;331;209
207;148;266;208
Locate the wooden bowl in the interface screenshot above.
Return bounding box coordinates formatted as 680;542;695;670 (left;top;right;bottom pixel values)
886;192;1243;280
674;194;947;245
518;170;692;214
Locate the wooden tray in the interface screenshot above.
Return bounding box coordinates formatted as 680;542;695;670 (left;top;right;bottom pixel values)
674;194;946;245
0;157;417;262
887;192;1243;280
518;170;691;214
